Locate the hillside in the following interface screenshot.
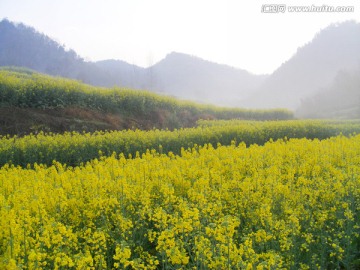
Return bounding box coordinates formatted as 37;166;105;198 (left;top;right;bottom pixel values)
145;52;267;106
0;19;115;87
95;59;147;89
0;19;267;106
97;53;268;106
0;67;292;136
97;53;267;106
296;67;360;118
1;19;358;113
241;21;360;110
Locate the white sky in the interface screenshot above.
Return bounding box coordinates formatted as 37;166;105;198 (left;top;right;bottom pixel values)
0;0;359;74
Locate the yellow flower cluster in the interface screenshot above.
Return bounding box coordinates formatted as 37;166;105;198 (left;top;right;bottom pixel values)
0;68;293;129
0;134;359;269
2;119;360;168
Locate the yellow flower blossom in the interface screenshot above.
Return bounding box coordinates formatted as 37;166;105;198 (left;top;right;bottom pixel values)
0;132;359;268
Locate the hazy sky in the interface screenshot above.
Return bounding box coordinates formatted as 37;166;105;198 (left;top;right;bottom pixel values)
0;0;359;74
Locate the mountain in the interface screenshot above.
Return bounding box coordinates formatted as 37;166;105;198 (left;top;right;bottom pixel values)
241;21;360;110
1;19;359;112
146;52;267;106
0;19;266;106
96;53;267;106
0;19;116;86
296;67;360;119
95;59;147;89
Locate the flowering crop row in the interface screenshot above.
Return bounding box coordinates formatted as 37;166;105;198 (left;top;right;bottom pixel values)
0;134;359;269
0;68;292;122
1;120;360;167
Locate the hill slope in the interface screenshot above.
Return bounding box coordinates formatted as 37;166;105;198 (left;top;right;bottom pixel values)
147;52;267;106
0;19;116;87
0;67;293;136
0;19;267;107
97;53;267;106
95;59;147;89
241;21;360;110
2;19;358;112
296;66;360;118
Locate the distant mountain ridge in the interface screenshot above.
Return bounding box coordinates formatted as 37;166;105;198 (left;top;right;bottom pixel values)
97;52;267;106
95;59;146;89
0;19;115;86
151;52;267;105
241;21;360;109
296;67;360;118
0;18;359;114
0;19;267;106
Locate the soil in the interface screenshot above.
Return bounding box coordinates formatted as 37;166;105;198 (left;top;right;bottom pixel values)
0;106;214;136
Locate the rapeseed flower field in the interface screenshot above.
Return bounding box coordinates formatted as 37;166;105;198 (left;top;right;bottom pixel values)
1;120;360;167
1;134;359;269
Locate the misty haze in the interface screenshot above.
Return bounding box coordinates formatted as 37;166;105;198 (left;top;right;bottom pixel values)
1;19;359;118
